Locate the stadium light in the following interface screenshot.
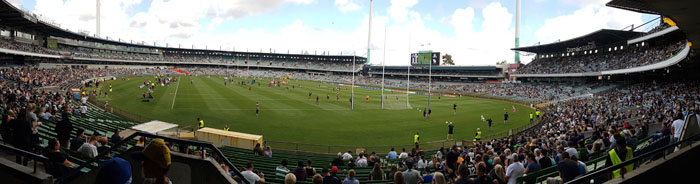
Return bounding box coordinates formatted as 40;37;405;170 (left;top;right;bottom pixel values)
641;42;645;46
621;46;624;50
595;50;598;53
608;48;611;52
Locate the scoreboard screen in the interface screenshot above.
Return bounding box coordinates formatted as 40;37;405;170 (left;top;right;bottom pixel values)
411;51;440;65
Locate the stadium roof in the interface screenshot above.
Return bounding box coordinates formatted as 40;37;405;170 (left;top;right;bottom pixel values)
368;65;499;71
607;0;700;53
606;0;660;14
512;29;641;53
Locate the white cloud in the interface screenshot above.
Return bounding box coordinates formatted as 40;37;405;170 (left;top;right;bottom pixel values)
334;0;361;13
388;0;418;22
7;0;23;7
534;4;643;45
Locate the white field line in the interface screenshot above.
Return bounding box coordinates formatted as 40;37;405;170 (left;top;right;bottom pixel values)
171;76;181;110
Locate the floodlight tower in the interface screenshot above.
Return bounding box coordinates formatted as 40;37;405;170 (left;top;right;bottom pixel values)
514;0;521;64
96;0;101;37
367;0;373;64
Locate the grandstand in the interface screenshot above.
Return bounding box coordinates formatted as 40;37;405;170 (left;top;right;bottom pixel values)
0;0;699;184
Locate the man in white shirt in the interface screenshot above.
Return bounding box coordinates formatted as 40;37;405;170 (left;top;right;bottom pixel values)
77;134;99;158
506;154;525;184
398;148;409;159
671;114;685;142
240;161;265;184
81;96;88;104
80;104;88;115
342;151;353;160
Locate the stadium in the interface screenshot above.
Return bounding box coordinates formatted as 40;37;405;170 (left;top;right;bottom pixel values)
0;0;698;184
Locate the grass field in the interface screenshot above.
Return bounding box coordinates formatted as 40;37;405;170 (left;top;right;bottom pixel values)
93;75;534;149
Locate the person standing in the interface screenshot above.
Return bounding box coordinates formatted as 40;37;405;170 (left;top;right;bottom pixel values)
256;102;260;116
671;113;685;143
224;124;230;131
605;137;633;179
55;112;73;148
414;132;420;145
487;118;493;130
447;122;454;140
453;103;457;115
504;112;509;124
475;128;482;141
529;113;534;123
506;155;524;184
197;118;205;129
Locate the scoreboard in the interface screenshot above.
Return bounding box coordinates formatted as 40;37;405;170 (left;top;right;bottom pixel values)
411;51;440;65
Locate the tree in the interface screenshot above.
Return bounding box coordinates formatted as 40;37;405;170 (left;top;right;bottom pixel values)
442;54;455;65
496;60;507;65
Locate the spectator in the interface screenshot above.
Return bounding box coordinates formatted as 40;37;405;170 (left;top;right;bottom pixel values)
505;154;524;184
111;128;123;145
285;173;297;184
323;167;340;184
571;155;587;176
342;169;359;184
356;155;368;167
492;165;506;184
276;159;290;178
70;128;87;151
11;109;32;165
386;165;398;181
331;152;344;166
265;146;273;157
557;152;579;183
402;160;423;184
253;143;264;156
576;141;589;162
432;172;446;184
524;153;540;174
77;133;99;158
306;159;317;177
95;158;132;184
55;112;73;148
537;150;553;169
454;163;473;184
131;138;172;184
370;163;384;181
97;137;110;158
387;148;397;159
238;161;265;184
394;172;405;184
80;103;88;115
342;150;353;160
292;161;307;181
44;138;75;176
671;113;685;143
474;162;491;184
399;148;409;159
0;110;14;144
312;174;323;184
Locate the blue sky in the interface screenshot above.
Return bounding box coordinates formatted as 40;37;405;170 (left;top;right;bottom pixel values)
9;0;659;65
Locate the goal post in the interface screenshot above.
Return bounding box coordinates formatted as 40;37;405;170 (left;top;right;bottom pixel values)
383;94;412;110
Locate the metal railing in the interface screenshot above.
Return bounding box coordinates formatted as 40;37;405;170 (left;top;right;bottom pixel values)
566;133;700;184
55;131;249;184
0;143;49;173
264;139;457;154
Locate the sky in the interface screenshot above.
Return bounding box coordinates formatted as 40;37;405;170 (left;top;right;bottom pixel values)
8;0;660;66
